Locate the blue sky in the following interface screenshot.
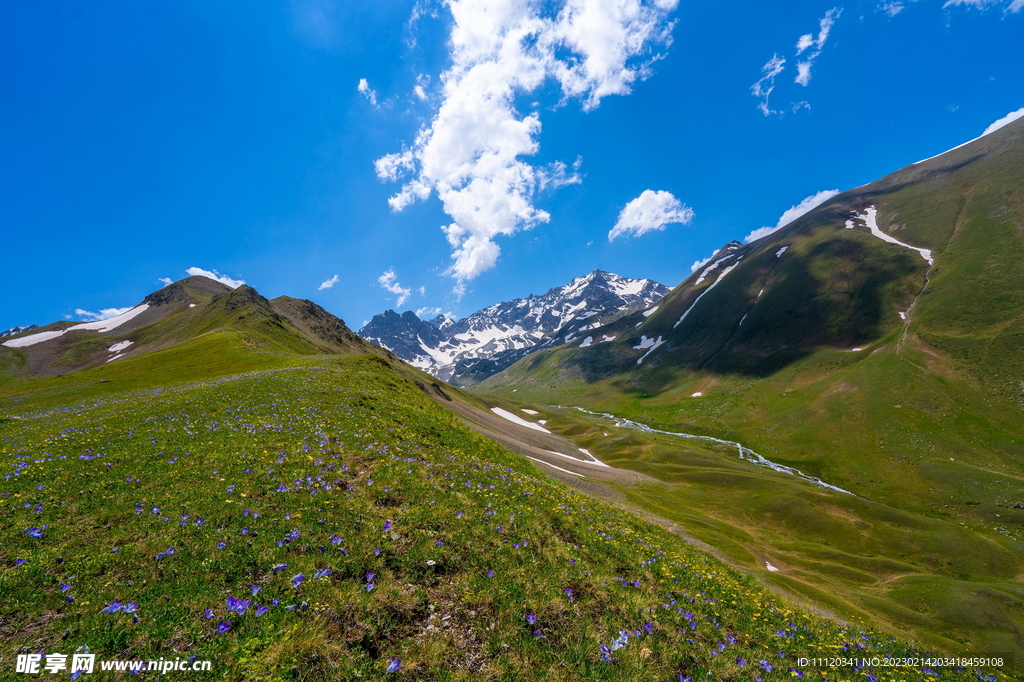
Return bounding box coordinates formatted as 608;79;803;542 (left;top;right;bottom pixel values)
2;0;1022;332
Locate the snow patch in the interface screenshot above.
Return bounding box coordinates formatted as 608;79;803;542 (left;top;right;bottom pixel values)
2;305;150;349
674;262;741;329
579;336;594;348
521;409;539;415
633;335;658;350
490;407;551;433
848;207;933;265
694;254;735;286
108;340;133;353
775;246;789;257
636;336;665;365
691;392;702;397
643;306;659;317
526;456;586;478
601;335;616;343
189;303;196;308
542;448;609;468
766;562;779;572
106;354;125;363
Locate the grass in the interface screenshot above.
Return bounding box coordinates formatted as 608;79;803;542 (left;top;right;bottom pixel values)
1;351;1008;681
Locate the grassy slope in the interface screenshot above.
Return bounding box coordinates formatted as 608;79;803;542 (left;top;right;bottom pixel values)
475;120;1024;670
0;347;1006;681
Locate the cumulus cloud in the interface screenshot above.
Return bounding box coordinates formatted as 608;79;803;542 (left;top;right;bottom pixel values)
690;249;719;273
186;267;245;289
944;0;1024;12
751;54;786;116
982;107;1024;136
794;8;841;87
318;274;340;290
75;307;133;321
744;189;840;243
416;306;443;318
376;0;679;287
358;78;378;106
378;269;412;307
608;190;695;241
158;277;173;287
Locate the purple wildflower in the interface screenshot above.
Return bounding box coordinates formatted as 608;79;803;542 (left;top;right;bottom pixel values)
204;608;215;619
250;585;262;595
314;568;332;579
255;604;269;617
226;597;251;615
217;621;231;633
525;613;537;624
124;602;139;614
385;657;402;673
272;563;289;574
61;584;73;593
383;520;392;532
102;601;124;613
291;573;305;588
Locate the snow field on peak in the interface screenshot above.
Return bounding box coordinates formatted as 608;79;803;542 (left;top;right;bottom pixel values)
2;305;150;349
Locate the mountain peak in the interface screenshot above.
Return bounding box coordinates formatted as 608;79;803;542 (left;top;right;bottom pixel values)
359;270;670;384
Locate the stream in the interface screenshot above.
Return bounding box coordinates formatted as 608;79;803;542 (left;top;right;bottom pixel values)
563;406;855;495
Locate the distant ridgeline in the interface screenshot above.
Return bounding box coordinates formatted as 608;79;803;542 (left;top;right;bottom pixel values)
359;270;670;386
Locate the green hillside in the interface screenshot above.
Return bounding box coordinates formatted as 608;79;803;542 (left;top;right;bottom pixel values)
476;117;1024;668
1;281;1011;679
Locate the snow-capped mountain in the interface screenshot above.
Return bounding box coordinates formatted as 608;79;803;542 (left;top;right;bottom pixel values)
359;270;670;383
0;324;38;338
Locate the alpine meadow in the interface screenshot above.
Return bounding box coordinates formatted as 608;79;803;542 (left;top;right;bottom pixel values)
3;1;1024;681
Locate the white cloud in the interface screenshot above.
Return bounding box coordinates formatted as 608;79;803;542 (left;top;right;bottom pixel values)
690;249;719;273
377;0;678;287
982;107;1024;136
751;53;786;116
75;307;133;322
608;190;695;241
794;8;841;87
413;74;430;101
158;277;173;287
752;7;840;114
318;274;340;290
879;1;906;16
186;267;245;289
944;0;1024;12
417;286;426;296
358;78;378;106
378;269;412;307
416;306;443;318
744;189;840;243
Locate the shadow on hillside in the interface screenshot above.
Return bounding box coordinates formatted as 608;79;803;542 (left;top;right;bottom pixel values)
560;224;925;392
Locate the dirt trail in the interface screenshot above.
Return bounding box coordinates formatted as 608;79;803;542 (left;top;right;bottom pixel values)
439;396;657;490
